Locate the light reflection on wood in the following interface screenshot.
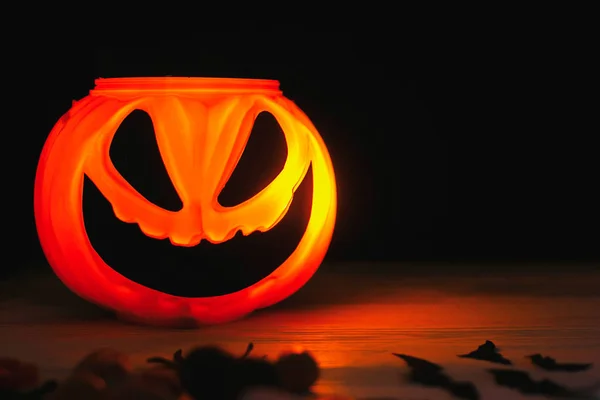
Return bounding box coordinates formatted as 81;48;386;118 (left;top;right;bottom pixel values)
1;268;599;399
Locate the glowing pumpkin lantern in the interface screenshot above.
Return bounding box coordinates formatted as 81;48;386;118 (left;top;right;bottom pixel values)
34;77;337;325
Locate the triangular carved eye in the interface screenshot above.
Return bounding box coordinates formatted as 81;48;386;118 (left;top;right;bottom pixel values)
110;110;183;212
218;111;288;207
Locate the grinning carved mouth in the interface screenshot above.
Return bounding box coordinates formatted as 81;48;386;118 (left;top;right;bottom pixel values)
83;110;312;298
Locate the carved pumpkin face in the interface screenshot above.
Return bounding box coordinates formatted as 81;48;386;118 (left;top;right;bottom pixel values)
34;78;337;326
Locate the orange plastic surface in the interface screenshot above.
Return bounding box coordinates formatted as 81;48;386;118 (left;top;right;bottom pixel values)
34;77;337;325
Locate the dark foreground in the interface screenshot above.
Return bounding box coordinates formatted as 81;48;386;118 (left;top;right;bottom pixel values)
1;264;599;399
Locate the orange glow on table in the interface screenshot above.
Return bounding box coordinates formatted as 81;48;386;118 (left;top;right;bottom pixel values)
34;77;337;325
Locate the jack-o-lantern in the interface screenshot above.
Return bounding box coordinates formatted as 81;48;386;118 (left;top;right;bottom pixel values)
34;77;337;325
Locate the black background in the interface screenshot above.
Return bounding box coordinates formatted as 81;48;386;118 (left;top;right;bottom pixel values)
3;31;597;294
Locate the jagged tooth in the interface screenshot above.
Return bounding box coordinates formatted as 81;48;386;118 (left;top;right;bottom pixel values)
168;235;201;247
111;205;173;240
242;226;258;235
112;206;135;223
188;235;202;246
137;219;168;240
